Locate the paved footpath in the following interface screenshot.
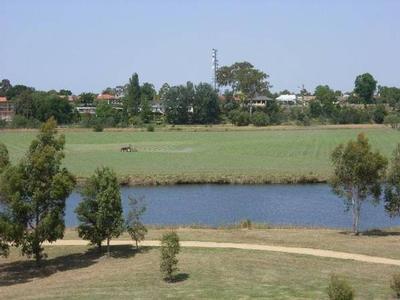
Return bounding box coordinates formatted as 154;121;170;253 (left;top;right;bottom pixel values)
45;239;400;267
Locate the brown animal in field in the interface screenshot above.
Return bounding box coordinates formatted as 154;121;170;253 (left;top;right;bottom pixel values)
120;144;137;152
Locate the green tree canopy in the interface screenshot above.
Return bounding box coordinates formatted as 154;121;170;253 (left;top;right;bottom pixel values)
0;118;75;263
75;167;124;256
192;83;220;124
384;145;400;218
126;196;147;249
354;73;377;104
124;73;141;118
164;82;194;124
160;231;180;281
330;133;387;234
216;61;270;102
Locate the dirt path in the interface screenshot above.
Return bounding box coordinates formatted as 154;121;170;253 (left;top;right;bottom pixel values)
46;239;400;266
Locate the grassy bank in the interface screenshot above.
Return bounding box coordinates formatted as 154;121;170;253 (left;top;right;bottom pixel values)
64;227;400;260
2;227;400;299
1;125;399;185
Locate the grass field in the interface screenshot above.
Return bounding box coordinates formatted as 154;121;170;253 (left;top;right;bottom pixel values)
2;227;400;299
1;125;399;184
63;227;400;260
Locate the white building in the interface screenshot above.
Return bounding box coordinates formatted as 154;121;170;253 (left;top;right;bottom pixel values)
276;94;297;105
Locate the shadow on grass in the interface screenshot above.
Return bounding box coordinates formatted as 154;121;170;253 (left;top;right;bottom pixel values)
172;273;190;283
0;244;146;287
338;229;400;237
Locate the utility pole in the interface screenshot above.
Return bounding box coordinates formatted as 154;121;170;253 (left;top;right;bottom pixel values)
212;49;218;91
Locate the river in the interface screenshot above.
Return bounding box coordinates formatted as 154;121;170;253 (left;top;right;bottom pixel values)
65;184;400;230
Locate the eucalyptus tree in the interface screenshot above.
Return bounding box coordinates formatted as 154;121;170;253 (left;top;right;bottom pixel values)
75;167;124;256
330;133;387;234
0;118;75;264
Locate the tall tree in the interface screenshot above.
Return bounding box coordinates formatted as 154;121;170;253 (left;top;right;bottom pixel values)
354;73;377;104
126;196;147;249
140;82;156;123
379;86;400;109
79;92;96;107
0;118;75;264
164;82;194;124
384;145;400;218
158;83;170;102
330;133;387;234
192;83;220;124
216;62;270;112
59;89;72;96
314;85;337;117
0;79;12;97
124;73;141;119
75;167;124;256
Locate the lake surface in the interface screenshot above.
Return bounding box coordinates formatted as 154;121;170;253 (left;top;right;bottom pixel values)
65;184;400;230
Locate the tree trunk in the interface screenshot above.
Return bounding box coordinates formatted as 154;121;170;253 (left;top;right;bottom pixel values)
97;241;102;253
354;198;361;235
351;195;357;234
135;239;138;250
107;237;110;257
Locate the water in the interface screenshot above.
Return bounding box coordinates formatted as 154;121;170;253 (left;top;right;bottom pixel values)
65;184;400;230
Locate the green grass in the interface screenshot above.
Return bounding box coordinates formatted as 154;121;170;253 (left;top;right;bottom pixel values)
1;126;399;184
1;245;398;299
64;227;400;260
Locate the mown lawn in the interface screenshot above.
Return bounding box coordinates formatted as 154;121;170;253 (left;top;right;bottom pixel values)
1;126;399;183
64;227;400;260
0;244;398;299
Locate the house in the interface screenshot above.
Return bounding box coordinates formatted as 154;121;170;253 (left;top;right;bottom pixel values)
276;94;297;105
75;106;96;115
249;95;273;107
150;101;164;114
96;93;122;106
0;97;15;121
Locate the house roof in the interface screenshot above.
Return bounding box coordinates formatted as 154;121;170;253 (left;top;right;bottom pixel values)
251;95;273;101
0;97;8;103
96;93;115;100
276;94;297;102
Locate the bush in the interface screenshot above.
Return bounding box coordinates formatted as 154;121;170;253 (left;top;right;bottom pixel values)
391;273;400;298
229;110;250;126
10;115;41;128
240;219;252;229
327;274;354;300
146;124;155;132
160;232;180;282
372;105;387;124
130;116;143;127
251;112;270;126
93;123;104;132
384;113;400;129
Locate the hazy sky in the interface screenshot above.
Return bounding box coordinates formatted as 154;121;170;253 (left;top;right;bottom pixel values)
2;0;400;94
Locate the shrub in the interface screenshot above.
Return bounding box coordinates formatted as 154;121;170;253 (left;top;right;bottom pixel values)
391;273;400;298
327;274;354;300
130;116;143;127
160;232;180;282
10;115;41;128
230;110;250;126
93;123;104;132
372;105;387;124
251;112;269;126
384;113;400;129
240;219;252;229
146;124;155;132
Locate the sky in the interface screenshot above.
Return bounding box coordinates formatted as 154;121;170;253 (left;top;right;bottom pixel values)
1;0;400;94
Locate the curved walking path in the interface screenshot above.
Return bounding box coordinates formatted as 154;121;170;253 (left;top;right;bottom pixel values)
46;239;400;267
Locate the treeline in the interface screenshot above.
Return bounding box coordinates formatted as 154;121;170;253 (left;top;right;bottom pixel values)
1;63;400;129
